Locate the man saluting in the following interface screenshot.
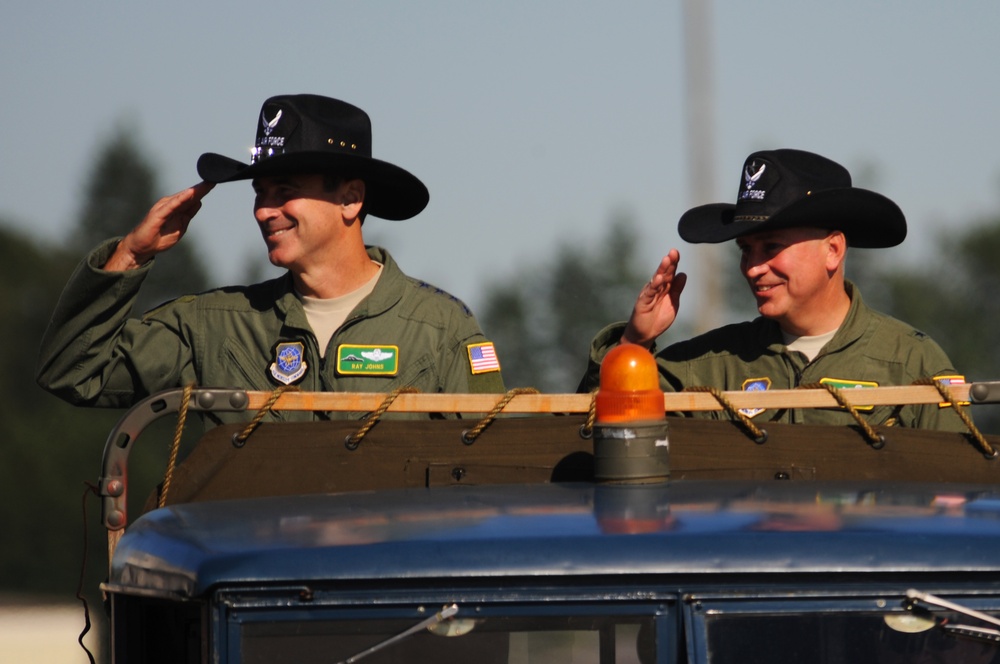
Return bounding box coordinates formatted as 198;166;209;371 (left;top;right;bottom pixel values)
38;94;504;422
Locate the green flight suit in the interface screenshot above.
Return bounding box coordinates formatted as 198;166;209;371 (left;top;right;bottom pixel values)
578;282;967;431
37;240;505;423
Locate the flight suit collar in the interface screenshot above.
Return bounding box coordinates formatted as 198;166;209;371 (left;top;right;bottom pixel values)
269;245;404;328
756;281;867;358
349;246;405;320
823;280;868;354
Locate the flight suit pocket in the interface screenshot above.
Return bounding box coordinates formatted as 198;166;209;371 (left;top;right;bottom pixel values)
219;338;274;392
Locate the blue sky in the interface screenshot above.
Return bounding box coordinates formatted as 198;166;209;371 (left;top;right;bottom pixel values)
4;1;999;328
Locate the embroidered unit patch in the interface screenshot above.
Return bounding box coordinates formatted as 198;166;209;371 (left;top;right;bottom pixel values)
337;344;399;375
739;377;771;418
269;341;307;385
467;342;501;374
819;377;878;411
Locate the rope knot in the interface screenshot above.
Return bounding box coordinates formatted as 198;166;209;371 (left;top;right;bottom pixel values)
913;377;995;458
798;382;884;449
684;385;768;444
461;388;540;445
232;384;301;448
345;387;420;450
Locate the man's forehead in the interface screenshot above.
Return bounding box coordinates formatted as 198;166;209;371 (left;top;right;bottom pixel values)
252;173;317;186
736;227;831;244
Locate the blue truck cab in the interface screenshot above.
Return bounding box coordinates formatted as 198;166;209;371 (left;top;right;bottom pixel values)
98;349;1000;663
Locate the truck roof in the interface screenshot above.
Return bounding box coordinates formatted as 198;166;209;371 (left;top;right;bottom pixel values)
108;480;1000;599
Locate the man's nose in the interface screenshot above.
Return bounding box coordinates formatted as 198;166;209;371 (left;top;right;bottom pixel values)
742;254;768;277
254;198;279;221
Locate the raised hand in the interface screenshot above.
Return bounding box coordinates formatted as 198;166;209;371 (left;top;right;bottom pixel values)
103;182;215;271
621;249;687;348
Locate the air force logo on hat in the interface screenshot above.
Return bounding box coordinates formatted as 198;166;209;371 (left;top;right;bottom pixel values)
262;109;282;135
252;108;286;163
741;161;767;201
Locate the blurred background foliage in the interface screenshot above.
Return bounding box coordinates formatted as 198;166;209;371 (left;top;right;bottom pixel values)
3;126;1000;661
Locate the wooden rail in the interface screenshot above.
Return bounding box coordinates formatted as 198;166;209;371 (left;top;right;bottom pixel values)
245;384;974;413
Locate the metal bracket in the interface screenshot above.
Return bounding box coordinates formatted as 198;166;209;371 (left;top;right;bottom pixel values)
970;382;1000;404
100;388;250;531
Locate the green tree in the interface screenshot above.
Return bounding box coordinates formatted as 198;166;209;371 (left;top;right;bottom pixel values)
480;211;650;391
0;224;117;664
1;122;215;661
72;122;209;312
0;220;196;663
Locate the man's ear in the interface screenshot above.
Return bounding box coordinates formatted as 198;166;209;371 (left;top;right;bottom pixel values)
825;230;848;273
341;179;366;222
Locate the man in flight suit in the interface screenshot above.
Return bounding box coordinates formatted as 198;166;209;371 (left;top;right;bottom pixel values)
37;94;504;422
578;148;965;431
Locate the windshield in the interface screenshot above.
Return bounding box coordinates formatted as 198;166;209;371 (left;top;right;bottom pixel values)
240;614;656;664
704;611;1000;664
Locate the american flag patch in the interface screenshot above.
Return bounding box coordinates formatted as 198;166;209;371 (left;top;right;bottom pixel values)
467;342;501;374
934;374;969;407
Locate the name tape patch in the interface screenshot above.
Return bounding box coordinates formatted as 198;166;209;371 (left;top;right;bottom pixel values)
819;377;878;411
337;344;399;375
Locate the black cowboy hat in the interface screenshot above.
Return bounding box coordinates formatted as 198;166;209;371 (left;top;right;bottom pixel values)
197;94;429;221
677;149;906;248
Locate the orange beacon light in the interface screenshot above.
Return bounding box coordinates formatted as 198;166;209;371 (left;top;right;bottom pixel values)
592;344;670;483
595;343;666;424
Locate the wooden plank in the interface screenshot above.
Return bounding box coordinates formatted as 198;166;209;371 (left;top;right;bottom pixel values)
245;384;973;414
154;415;1000;510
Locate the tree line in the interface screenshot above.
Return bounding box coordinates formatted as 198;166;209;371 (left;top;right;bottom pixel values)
2;127;999;640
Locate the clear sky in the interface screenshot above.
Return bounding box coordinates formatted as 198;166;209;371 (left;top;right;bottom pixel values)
3;1;999;326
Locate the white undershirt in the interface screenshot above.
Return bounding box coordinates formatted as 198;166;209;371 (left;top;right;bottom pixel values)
298;262;383;357
782;328;837;362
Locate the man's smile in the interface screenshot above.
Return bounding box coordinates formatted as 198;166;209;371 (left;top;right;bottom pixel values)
262;220;296;240
751;282;782;294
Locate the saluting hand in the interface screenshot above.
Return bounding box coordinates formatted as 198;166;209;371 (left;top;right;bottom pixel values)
621;249;687;349
102;182;215;271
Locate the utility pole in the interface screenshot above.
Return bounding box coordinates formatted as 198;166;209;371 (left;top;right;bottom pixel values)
682;0;722;333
